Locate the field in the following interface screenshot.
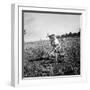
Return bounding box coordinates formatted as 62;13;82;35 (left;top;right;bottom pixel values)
23;36;80;77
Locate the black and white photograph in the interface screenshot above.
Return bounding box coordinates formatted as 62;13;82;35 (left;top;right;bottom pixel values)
22;10;81;78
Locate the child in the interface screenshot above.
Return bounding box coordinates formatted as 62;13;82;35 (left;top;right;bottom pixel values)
47;34;61;62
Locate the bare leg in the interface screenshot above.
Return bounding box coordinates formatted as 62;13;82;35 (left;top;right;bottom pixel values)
55;53;58;63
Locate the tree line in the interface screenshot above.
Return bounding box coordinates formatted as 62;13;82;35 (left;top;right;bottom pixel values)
56;31;80;38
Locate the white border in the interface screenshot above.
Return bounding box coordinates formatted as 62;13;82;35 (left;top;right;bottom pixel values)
11;4;87;87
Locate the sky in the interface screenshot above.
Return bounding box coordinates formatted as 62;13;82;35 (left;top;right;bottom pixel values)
24;12;80;42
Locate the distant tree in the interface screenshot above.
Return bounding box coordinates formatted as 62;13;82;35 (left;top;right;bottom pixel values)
65;33;68;37
68;32;72;37
60;28;81;38
77;31;80;36
78;28;81;36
